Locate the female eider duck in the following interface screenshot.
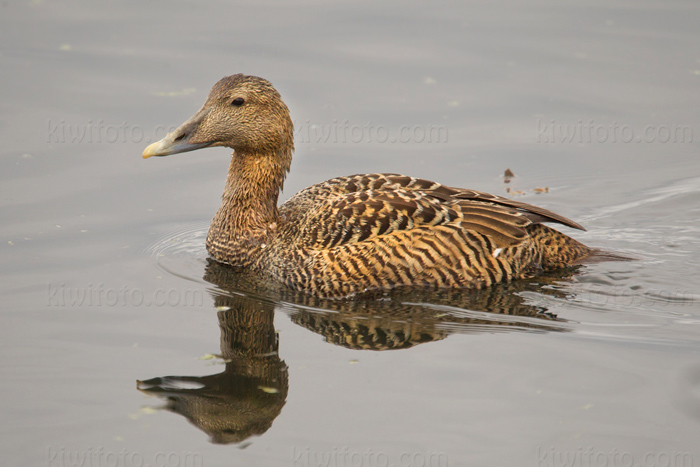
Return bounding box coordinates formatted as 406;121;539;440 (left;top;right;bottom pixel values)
144;74;595;299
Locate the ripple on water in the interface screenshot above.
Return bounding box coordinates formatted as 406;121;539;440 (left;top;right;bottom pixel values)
140;218;699;348
145;223;210;285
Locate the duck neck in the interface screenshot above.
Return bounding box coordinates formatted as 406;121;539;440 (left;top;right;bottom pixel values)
214;147;291;235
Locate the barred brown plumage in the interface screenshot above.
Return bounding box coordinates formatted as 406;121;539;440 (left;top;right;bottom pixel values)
143;74;603;299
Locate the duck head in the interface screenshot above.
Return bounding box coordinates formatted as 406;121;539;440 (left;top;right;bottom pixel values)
143;74;294;158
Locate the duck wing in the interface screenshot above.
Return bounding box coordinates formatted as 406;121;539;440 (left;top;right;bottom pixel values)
281;173;584;250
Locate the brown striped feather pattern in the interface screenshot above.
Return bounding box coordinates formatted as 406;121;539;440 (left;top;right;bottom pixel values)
262;174;591;298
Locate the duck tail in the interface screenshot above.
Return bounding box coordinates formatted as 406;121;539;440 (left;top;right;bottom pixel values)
527;224;593;270
573;248;638;264
527;223;636;269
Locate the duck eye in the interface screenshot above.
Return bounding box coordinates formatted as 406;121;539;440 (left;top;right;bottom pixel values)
231;97;245;106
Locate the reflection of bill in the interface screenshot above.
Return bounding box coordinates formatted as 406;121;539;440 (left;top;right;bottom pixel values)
138;289;287;445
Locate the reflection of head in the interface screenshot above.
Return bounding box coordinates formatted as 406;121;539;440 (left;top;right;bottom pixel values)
138;291;287;444
138;258;578;445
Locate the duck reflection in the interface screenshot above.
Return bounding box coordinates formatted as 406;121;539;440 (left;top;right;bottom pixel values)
139;258;578;443
137;290;288;444
201;259;575;350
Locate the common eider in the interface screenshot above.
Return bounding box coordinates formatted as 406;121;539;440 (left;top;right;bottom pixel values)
144;74;597;299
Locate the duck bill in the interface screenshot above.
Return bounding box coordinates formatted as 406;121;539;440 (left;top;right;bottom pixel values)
142;107;213;158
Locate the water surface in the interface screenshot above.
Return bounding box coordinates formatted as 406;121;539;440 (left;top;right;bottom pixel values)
2;1;699;466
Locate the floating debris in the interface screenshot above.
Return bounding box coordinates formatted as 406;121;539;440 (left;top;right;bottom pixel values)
257;386;279;394
505;187;525;196
129;406;159;420
533;187;549;194
504;168;515;183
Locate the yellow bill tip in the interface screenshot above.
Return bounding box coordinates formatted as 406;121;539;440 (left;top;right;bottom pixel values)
142;141;162;159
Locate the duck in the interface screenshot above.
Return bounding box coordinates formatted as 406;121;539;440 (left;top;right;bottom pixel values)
143;74;596;299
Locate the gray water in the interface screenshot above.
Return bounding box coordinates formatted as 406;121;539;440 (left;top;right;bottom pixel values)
2;1;700;466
